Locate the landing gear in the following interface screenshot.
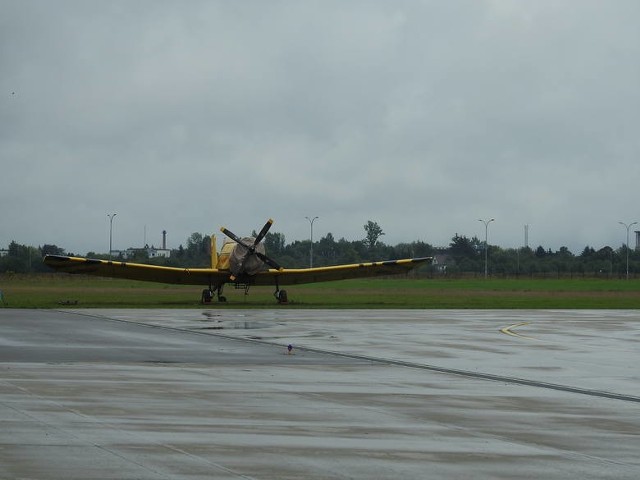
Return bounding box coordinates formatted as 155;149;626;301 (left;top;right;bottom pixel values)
201;286;226;303
216;285;227;302
277;290;288;304
273;285;288;304
203;282;287;304
273;278;288;304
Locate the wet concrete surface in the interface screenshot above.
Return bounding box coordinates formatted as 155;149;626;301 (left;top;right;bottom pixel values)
1;308;639;479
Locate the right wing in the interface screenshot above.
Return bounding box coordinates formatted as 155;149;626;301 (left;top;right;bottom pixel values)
43;255;230;286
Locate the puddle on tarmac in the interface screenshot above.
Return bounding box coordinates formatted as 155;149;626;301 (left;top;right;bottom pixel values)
198;311;273;330
197;320;271;330
198;321;271;330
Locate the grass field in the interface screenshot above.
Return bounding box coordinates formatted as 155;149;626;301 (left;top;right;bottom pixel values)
1;274;640;308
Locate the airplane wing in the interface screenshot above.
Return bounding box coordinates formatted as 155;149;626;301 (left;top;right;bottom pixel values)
43;255;230;286
250;257;433;286
43;255;432;287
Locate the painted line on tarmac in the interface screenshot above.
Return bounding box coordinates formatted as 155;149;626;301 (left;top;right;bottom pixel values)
500;322;538;340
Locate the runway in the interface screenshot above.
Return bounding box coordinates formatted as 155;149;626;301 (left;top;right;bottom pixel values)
1;309;639;479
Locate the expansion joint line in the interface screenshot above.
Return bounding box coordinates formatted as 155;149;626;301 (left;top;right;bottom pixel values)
67;311;640;405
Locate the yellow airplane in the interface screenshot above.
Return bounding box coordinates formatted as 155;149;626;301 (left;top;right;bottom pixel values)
43;219;432;303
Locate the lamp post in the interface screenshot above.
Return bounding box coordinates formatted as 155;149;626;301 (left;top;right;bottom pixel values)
618;221;637;280
305;216;319;268
478;218;494;279
107;213;117;261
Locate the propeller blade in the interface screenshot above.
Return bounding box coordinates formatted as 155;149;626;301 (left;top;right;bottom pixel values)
220;227;252;249
253;218;274;246
256;251;282;270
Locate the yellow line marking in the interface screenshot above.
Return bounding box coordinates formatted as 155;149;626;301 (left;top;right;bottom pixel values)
500;322;537;340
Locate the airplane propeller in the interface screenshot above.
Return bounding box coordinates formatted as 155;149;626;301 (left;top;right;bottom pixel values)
220;219;283;279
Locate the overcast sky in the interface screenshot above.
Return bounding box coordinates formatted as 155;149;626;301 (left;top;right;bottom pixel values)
2;1;639;256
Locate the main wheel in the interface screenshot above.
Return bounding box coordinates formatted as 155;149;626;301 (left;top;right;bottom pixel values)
201;289;213;303
277;289;288;304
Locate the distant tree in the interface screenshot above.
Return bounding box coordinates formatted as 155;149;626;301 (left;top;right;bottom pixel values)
580;246;596;258
128;249;149;263
363;221;385;249
264;231;286;254
447;234;482;272
535;246;546;258
281;240;309;267
41;244;65;256
449;234;477;261
8;241;23;257
397;241;425;259
316;233;337;265
0;241;41;272
187;233;203;252
86;251;109;259
182;233;211;265
595;246;614;260
338;237;360;263
556;246;573;258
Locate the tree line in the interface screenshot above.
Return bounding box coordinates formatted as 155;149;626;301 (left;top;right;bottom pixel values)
2;221;639;278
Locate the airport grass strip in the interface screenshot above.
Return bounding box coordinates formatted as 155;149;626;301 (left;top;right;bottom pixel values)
3;274;640;308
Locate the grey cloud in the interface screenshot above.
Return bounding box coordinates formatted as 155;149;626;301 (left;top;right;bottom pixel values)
2;1;639;255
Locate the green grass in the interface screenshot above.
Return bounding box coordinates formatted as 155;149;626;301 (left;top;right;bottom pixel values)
293;277;640;309
1;274;640;309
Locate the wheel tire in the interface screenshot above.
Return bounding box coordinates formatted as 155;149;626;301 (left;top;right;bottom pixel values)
278;289;288;304
201;289;213;303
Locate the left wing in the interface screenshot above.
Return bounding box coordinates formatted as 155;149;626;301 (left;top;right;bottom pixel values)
43;255;230;285
250;257;433;286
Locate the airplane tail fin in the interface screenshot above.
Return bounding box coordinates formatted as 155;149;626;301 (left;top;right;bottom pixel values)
211;234;218;269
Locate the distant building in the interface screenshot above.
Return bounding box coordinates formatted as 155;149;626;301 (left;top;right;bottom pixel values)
636;231;640;251
149;247;171;258
151;229;171;258
123;231;171;259
120;246;170;259
0;248;8;258
431;254;447;274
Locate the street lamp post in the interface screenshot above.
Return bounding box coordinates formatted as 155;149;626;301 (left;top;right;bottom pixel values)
478;218;494;279
305;216;319;268
108;213;117;261
618;221;637;280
